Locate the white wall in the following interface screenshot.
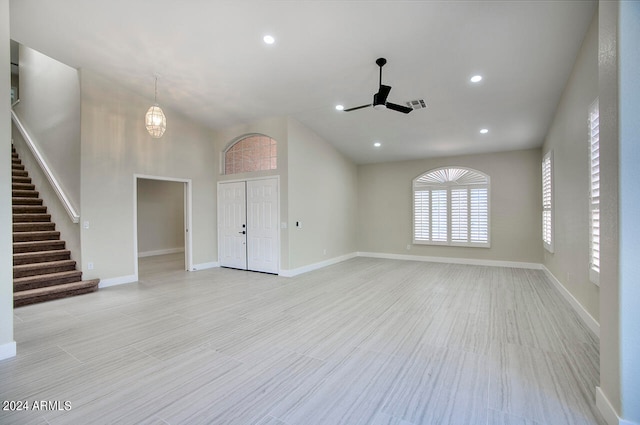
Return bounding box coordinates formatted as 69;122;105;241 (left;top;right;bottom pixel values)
357;148;542;264
14;45;81;215
137;178;184;256
541;12;599;321
0;0;16;360
80;70;216;281
287;118;358;270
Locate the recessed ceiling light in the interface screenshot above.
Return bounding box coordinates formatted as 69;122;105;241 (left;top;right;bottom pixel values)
335;104;344;111
263;35;275;45
470;75;483;83
373;142;382;147
480;128;489;134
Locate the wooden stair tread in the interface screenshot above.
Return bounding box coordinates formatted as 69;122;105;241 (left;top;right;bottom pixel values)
13;230;60;241
12;189;40;198
13;260;77;278
12;197;43;205
13;240;65;254
14;269;82;283
13;213;52;222
14;250;72;265
15;280;99;298
14;259;76;271
13;222;55;232
13;205;47;213
14;280;100;307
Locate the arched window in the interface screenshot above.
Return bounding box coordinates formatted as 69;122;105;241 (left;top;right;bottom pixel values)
413;167;490;247
224;134;277;175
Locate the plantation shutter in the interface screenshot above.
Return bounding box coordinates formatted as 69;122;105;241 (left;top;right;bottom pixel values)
414;190;430;241
470;188;488;243
542;151;553;252
431;190;448;242
589;100;600;283
451;188;469;242
412;167;489;247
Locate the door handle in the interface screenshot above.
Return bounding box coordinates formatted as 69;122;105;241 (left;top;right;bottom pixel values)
239;230;246;234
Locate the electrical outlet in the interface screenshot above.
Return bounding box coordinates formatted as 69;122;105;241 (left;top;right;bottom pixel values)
323;249;327;255
83;221;90;229
87;262;94;270
406;244;411;250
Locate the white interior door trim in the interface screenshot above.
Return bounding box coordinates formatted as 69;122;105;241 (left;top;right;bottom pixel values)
133;174;193;281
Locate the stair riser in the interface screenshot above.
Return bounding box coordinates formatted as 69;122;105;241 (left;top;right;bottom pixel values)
14;241;66;253
13;223;56;232
12;176;32;184
13;206;47;214
14;251;71;265
11;164;25;170
13;232;60;243
14;284;99;308
14;263;77;279
15;273;84;292
12;170;28;177
13;214;51;223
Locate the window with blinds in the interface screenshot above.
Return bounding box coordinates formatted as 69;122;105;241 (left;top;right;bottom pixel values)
589;99;600;285
542;151;553;253
413;167;490;247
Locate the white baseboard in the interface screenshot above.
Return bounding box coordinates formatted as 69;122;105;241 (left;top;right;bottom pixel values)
357;251;543;270
279;252;358;277
542;266;600;337
596;386;638;425
99;274;137;288
191;262;219;271
0;341;17;361
138;247;185;258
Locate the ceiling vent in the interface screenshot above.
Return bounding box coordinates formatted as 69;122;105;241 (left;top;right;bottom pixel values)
406;99;427;110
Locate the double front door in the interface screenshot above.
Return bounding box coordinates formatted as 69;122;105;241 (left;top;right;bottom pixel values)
218;178;279;274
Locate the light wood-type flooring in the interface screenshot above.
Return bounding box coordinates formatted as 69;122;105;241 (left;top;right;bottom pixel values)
1;255;606;425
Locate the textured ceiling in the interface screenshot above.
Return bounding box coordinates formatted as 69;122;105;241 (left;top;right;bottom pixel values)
9;0;597;164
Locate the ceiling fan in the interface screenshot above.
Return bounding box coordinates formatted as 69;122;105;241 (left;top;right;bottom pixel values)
343;58;413;114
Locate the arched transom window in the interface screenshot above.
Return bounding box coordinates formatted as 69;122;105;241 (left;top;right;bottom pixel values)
413;167;490;247
224;134;277;175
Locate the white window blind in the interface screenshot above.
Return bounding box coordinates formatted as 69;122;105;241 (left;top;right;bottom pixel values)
589;99;600;284
542;151;553;252
413;167;490;247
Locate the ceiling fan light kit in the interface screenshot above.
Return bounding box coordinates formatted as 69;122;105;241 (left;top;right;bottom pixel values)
343;57;414;115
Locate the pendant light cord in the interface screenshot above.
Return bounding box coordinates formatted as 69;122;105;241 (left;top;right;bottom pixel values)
154;76;158;104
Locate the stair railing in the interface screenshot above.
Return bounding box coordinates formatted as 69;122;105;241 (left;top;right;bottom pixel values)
10;103;80;224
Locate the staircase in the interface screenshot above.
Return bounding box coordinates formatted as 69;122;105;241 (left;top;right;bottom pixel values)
12;146;99;307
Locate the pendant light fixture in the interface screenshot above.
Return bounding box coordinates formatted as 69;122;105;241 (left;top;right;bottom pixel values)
145;76;166;138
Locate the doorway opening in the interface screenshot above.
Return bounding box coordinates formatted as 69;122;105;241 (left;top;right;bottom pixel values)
218;177;279;274
134;175;193;281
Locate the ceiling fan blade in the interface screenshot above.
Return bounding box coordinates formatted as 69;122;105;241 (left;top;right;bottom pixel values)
386;102;413;114
343;104;372;112
377;85;391;104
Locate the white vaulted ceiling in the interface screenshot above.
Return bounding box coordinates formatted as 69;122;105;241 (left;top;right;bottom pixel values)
9;0;596;164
